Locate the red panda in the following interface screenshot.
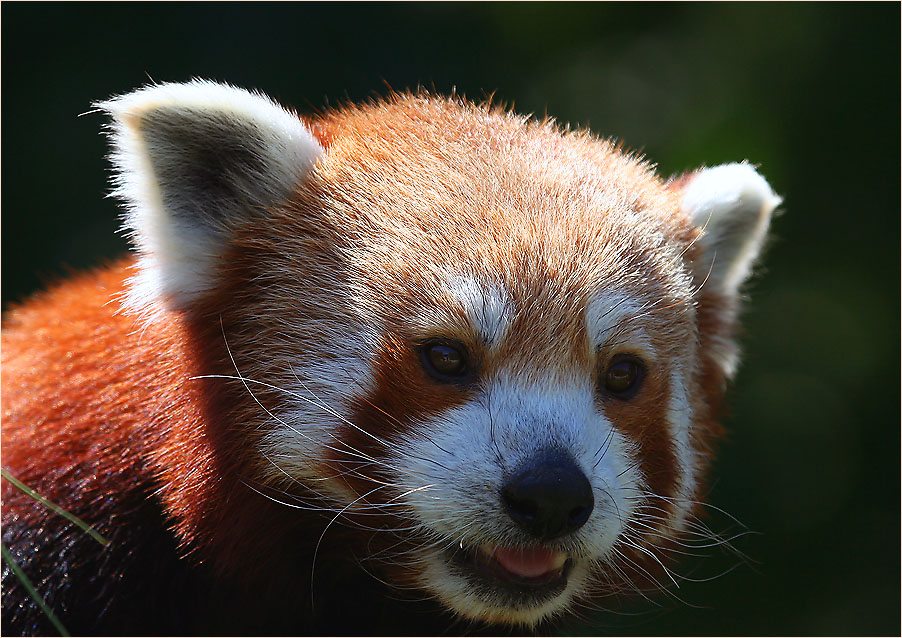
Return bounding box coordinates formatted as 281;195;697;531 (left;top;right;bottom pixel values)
1;80;779;635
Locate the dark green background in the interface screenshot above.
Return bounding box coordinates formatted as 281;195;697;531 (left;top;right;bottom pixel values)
3;3;899;635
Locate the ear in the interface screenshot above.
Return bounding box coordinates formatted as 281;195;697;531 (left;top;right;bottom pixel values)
679;162;780;379
99;80;324;318
681;163;781;296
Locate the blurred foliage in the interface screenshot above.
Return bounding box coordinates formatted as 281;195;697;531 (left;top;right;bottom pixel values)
2;3;898;635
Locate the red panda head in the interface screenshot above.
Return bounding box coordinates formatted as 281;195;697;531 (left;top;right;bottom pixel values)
101;81;779;627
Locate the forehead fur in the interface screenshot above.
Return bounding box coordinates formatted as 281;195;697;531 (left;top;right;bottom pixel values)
305;95;698;343
315;94;686;234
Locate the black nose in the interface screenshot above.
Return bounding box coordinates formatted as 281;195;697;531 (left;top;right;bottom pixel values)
500;449;594;540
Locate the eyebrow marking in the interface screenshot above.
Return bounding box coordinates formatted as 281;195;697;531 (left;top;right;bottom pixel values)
585;291;656;360
445;276;512;349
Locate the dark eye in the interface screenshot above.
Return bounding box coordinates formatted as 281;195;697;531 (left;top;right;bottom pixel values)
420;341;469;381
603;355;645;398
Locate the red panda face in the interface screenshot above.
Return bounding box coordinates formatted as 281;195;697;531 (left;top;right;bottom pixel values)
94;81;779;628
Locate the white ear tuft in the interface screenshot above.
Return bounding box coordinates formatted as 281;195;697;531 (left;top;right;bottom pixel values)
682;163;781;295
99;80;324;318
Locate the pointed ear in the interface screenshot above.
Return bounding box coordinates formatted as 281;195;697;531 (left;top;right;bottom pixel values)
681;163;781;296
99;80;324;317
679;163;780;380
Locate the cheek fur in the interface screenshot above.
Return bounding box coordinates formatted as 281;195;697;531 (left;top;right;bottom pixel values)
329;333;473;498
600;366;677;506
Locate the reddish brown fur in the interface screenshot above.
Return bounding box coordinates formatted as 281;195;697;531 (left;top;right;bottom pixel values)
2;92;747;633
1;261;302;581
337;334;475;497
2;262;195;528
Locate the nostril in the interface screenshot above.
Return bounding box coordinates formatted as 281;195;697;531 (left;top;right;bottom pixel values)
502;485;538;521
568;504;591;527
500;449;594;541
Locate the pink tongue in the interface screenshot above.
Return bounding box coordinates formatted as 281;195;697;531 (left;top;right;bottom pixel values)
492;546;562;579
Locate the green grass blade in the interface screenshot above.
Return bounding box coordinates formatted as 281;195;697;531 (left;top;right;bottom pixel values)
1;469;109;546
1;542;70;636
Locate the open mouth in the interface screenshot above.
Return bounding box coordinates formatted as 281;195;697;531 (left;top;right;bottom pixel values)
447;542;573;604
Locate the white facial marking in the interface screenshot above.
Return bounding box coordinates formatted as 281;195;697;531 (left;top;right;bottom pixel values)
445;276;512;348
585;291;654;359
667;361;696;531
256;333;376;505
390;368;643;626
